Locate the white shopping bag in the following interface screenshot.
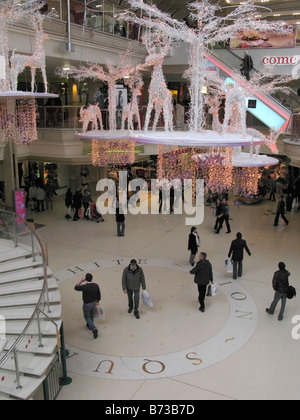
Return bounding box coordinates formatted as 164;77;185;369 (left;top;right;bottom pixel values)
225;258;233;273
94;305;105;320
207;283;217;297
141;290;153;307
210;283;217;296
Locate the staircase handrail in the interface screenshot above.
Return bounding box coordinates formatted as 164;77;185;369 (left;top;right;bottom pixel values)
0;209;54;385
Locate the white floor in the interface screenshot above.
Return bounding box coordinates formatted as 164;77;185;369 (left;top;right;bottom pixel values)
29;193;300;400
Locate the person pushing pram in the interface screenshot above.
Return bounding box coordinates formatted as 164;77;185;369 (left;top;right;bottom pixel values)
87;201;104;223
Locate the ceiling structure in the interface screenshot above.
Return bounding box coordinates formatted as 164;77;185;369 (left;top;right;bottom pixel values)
113;0;300;25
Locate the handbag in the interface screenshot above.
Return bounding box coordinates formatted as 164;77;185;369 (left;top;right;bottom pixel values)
141;289;153;307
287;285;296;300
93;305;105;320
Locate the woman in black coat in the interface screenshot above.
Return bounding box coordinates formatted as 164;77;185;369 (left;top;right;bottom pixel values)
72;189;82;221
188;226;200;266
64;187;73;219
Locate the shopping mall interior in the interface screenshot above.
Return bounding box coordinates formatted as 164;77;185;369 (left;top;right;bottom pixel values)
0;0;300;401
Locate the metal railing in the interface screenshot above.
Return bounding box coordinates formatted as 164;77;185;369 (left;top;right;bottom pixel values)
0;209;65;397
37;102;286;133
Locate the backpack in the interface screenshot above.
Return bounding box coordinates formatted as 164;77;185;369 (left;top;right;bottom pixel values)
287;285;296;299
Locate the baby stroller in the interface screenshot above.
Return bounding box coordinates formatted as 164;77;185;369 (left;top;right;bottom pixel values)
89;201;104;223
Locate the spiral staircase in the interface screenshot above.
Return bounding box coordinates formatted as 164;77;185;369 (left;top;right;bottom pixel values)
0;210;67;400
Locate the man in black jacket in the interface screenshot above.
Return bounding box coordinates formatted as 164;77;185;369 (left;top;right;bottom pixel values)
240;51;253;81
228;232;251;280
273;195;289;226
74;273;101;338
266;262;290;321
190;252;213;313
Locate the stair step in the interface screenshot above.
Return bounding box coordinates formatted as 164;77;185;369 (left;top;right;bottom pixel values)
0;239;16;250
0;258;43;274
0;266;53;285
0;392;19;400
0;237;63;400
4;336;58;356
5;319;62;336
0;304;62;321
0;371;46;400
0;339;7;355
0;248;33;264
1;352;56;377
0;289;61;308
0;277;58;298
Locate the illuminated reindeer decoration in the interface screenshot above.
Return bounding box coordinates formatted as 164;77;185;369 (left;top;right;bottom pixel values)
10;13;48;92
121;71;143;130
143;31;173;131
79;104;103;132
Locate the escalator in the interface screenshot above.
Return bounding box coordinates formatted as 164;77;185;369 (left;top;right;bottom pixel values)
205;45;294;132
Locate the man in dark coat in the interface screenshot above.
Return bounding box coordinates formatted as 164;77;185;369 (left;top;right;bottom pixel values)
188;226;200;266
228;232;251;280
122;259;146;319
116;205;125;236
190;252;213;313
273;195;289;226
266;262;290;321
240;51;253;81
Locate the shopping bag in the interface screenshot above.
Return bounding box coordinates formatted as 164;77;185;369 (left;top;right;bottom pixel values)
207;283;217;297
225;258;233;273
94;305;105;320
210;283;217;296
141;290;153;307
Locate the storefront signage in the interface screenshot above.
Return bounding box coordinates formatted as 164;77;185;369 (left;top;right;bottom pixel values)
262;56;298;65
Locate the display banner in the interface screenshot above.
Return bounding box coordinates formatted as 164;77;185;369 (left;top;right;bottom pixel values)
230;26;296;49
296;25;300;47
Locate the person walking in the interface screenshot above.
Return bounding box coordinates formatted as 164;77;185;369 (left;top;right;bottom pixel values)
28;182;37;211
82;189;92;220
213;197;222;233
228;232;251;280
74;273;101;338
273;195;289;226
240;51;253;81
189;252;213;313
116;204;125;236
267;175;276;201
36;184;45;213
72;189;82;221
266;262;290;321
64;187;73;219
122;259;146;319
188;226;200;266
216;197;231;234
